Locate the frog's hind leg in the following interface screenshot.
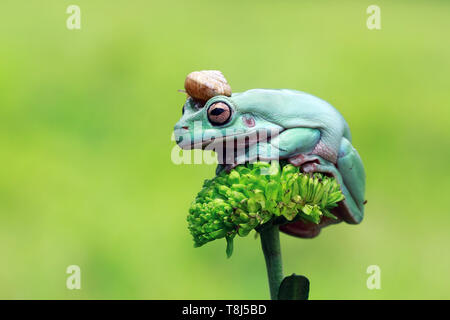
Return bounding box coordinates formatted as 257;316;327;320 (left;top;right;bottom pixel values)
336;138;366;222
300;138;365;224
282;142;365;238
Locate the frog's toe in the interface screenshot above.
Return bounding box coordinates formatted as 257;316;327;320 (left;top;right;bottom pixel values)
301;162;319;174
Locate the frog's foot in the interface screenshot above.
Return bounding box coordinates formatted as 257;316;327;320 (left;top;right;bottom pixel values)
281;154;346;238
281;144;365;238
280;216;342;238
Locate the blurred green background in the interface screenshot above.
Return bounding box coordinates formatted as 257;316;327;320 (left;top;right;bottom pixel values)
0;0;449;299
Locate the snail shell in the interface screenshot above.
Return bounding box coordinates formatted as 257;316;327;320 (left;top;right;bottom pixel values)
184;70;231;102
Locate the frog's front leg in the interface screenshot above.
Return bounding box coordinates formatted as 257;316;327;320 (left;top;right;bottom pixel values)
233;128;321;165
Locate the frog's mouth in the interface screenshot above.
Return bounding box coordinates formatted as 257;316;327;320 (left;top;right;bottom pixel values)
215;131;284;173
177;128;285;171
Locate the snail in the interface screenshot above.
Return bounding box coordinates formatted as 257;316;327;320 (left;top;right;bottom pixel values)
183;70;232;102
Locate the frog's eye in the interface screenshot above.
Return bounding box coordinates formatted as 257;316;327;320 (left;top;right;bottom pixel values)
207;102;232;126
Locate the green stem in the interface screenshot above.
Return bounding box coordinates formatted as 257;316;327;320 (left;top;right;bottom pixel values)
259;224;283;300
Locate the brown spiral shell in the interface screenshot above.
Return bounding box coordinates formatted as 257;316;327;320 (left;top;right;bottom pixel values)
184;70;232;102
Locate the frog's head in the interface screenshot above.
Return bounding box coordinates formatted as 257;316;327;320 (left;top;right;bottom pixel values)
174;71;282;166
174;94;266;148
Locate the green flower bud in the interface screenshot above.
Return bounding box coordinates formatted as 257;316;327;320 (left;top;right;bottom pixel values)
247;197;260;213
187;161;345;256
265;181;279;201
228;170;240;185
231;191;246;203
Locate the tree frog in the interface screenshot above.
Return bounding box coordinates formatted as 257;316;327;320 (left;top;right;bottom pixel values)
174;88;366;238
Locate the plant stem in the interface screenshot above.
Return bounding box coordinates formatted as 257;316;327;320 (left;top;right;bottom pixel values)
259;224;283;300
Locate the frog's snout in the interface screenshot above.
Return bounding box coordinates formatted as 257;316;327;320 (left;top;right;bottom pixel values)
174;121;188;133
174;123;192;149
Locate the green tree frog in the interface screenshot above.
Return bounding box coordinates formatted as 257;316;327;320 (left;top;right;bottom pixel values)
174;72;366;238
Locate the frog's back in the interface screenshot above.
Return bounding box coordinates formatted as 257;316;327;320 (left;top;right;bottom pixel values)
232;89;351;157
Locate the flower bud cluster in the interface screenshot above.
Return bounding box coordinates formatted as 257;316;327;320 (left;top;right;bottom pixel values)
187;161;344;256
